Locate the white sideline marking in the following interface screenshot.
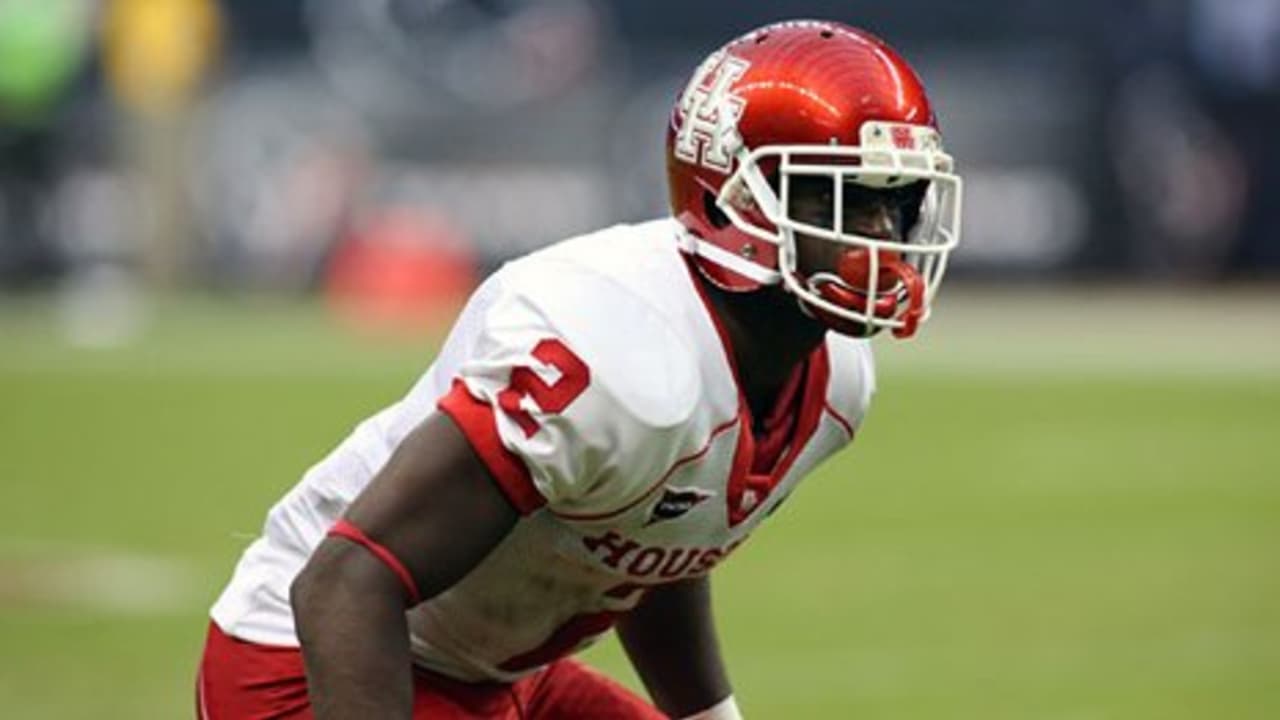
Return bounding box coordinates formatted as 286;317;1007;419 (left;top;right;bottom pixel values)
0;542;200;614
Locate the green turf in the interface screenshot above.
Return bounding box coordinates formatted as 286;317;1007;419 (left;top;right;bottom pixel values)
2;294;1277;718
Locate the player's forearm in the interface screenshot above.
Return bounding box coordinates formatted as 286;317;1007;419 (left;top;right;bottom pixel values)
617;576;733;717
291;541;414;720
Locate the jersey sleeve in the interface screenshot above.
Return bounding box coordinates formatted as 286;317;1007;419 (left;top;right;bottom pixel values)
436;263;701;517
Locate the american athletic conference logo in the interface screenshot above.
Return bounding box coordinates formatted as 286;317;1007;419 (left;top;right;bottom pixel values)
674;51;751;174
644;486;715;527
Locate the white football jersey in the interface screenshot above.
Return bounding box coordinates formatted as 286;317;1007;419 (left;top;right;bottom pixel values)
210;218;875;682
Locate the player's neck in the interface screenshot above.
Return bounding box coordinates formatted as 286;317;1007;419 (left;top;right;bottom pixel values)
699;279;827;415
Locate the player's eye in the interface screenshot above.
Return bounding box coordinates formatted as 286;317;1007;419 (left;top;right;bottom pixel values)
786;176;928;239
784;175;837;228
890;181;929;234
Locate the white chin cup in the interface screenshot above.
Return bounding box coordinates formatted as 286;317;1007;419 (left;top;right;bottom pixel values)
805;271;907;304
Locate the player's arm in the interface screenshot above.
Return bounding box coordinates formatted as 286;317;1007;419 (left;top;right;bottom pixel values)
616;576;740;719
289;413;518;720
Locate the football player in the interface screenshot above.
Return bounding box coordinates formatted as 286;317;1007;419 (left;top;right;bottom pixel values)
197;19;961;719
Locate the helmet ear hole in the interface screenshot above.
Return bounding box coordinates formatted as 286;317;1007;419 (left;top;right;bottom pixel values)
703;191;731;229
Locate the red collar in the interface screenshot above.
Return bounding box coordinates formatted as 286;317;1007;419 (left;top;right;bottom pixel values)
681;256;832;526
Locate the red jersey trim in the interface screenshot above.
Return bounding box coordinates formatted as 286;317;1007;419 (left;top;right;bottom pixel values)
327;519;422;605
680;256;742;383
681;256;836;527
749;359;807;474
725;344;831;526
438;379;547;516
774;344;831;483
550;414;741;521
824;401;855;439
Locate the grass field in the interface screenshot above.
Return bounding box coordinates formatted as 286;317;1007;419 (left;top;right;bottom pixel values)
2;287;1278;718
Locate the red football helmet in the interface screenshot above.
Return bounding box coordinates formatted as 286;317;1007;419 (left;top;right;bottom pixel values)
667;20;962;338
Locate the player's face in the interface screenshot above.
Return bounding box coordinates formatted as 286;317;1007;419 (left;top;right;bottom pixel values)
787;175;912;277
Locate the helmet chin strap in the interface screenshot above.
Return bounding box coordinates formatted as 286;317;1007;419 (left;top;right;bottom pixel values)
798;249;926;339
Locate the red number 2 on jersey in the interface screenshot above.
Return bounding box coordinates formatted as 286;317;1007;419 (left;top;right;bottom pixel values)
497;339;590;438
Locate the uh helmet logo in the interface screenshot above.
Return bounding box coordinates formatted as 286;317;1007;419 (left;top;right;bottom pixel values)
673;51;751;174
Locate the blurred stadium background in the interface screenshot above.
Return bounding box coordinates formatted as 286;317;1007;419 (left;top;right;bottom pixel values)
1;1;1278;717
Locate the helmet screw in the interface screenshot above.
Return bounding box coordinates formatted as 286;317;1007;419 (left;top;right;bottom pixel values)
740;244;757;259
